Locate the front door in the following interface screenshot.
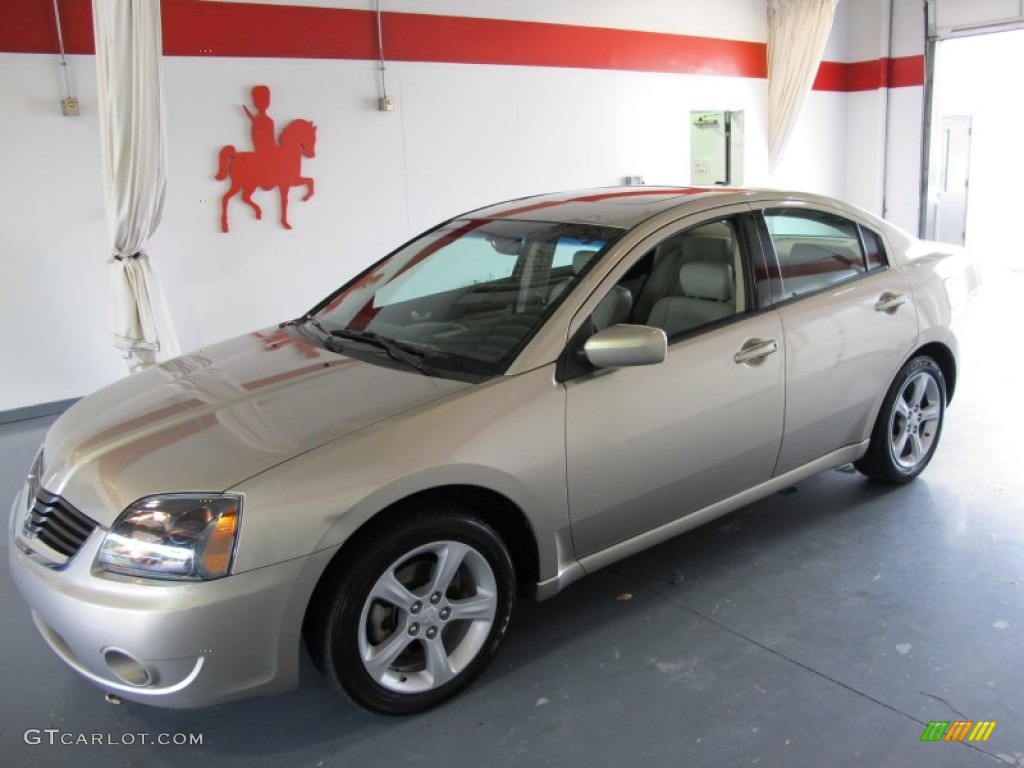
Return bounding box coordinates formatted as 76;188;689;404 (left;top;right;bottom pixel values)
564;213;785;557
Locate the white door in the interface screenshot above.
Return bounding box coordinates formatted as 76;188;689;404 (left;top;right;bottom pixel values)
930;115;972;246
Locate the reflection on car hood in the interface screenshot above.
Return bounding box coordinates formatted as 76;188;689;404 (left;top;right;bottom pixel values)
38;328;472;526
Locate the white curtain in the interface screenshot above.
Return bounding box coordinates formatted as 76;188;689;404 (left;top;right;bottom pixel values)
93;0;179;372
767;0;839;168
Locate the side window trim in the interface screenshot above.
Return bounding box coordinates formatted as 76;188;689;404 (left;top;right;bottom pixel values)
856;223;891;271
750;210;787;306
738;211;782;310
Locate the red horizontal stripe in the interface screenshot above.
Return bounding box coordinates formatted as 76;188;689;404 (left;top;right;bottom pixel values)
848;59;891;91
813;55;925;91
812;61;849;91
5;0;94;55
888;55;925;88
162;1;767;78
383;12;766;77
163;1;377;60
3;0;922;90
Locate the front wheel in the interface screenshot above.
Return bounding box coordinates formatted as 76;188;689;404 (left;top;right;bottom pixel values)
855;355;946;484
304;507;515;714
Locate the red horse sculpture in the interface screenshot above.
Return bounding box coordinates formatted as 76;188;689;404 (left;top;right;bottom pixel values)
216;118;317;233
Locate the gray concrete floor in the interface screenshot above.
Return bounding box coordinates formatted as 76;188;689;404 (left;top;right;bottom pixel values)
1;268;1022;768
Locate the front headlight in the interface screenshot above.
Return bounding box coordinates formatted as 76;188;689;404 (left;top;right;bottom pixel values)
26;448;43;506
98;494;242;580
13;449;43;538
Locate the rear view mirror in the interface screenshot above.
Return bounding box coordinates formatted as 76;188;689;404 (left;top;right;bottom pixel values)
583;324;667;369
487;235;523;255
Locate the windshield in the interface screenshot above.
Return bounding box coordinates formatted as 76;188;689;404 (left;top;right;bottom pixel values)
312;218;624;378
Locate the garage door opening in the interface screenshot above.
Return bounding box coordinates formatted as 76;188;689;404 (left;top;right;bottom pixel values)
924;28;1024;270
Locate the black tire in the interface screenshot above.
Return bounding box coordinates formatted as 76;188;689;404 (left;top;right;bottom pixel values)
855;355;946;484
304;503;515;715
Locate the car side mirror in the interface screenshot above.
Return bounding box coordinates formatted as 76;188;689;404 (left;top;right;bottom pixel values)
582;324;667;369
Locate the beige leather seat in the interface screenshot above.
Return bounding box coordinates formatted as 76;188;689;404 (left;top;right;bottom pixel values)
633;236;730;322
647;261;734;336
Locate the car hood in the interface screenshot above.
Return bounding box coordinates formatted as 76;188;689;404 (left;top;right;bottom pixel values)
38;328;472;526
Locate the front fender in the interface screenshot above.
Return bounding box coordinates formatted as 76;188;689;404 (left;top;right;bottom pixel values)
228;365;568;583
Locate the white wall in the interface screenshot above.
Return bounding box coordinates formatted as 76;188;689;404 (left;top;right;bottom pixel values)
842;0;926;234
886;0;927;233
154;56;846;360
0;53;128;408
1;0;857;412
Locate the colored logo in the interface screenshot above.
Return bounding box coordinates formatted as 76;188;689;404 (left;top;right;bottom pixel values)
216;85;317;233
920;720;997;742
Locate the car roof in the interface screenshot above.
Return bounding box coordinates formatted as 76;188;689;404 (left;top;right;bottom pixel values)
462;186;893;233
465;186;754;229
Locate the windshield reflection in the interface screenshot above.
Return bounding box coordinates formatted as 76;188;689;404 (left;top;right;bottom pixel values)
315;219;623;378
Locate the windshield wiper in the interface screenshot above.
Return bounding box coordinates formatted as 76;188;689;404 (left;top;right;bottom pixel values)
328;329;434;376
301;320;492;379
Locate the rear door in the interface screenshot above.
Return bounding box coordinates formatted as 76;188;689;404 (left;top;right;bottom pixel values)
753;204;919;475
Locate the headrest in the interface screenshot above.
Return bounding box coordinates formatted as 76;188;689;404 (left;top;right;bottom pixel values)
682;236;729;264
572;249;599;274
679;261;733;301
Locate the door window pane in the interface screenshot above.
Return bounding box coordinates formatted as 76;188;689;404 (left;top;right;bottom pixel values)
622;219;746;337
763;210;869;298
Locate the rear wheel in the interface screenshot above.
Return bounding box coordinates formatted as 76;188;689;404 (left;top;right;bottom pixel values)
304;505;515;714
855;356;946;484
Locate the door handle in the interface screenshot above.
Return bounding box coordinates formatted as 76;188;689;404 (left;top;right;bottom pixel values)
734;338;778;365
874;291;907;314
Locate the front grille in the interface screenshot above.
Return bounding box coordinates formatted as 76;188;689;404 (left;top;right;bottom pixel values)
25;490;98;559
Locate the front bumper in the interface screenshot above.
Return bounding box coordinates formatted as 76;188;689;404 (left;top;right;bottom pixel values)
8;486;335;708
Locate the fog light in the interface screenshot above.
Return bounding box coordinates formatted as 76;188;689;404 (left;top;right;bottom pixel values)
103;648;152;687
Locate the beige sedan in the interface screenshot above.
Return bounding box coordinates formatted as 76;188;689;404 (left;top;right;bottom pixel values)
9;187;980;714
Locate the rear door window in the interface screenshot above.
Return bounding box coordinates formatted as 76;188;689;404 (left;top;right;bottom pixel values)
762;209;884;298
